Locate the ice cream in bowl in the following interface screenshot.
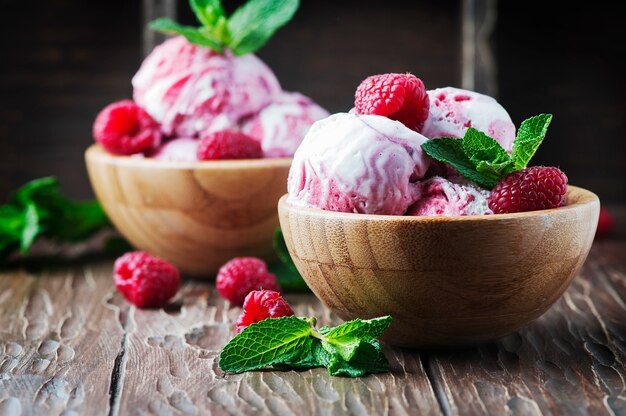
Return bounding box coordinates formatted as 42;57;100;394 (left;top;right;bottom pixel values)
278;73;600;348
85;0;328;276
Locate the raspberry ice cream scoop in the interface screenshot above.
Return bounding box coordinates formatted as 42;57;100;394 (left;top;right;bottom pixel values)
132;36;282;137
406;176;492;217
422;87;516;152
150;137;198;161
287;113;430;215
240;92;329;157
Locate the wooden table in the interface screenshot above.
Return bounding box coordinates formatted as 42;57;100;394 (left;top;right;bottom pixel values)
1;209;625;416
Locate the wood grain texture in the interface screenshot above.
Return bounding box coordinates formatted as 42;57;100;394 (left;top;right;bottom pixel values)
428;241;626;415
0;262;124;415
278;187;600;348
85;144;292;277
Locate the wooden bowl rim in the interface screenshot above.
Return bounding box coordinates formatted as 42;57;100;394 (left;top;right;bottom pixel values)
278;185;599;223
85;144;292;171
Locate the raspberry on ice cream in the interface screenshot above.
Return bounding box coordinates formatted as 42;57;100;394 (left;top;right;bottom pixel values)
132;36;282;137
406;176;492;217
287;113;431;215
488;166;568;214
236;290;295;333
93;100;161;155
240;92;329;157
216;257;281;306
354;73;429;132
422;87;516;152
197;130;263;160
113;251;180;308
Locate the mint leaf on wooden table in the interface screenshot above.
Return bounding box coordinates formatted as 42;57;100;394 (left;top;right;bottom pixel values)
421;114;553;189
150;0;300;55
219;315;392;377
269;228;309;292
0;177;111;260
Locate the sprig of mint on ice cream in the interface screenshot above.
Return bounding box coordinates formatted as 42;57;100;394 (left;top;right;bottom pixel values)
421;113;553;189
151;0;300;55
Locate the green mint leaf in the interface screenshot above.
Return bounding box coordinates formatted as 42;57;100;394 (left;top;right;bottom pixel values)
219;316;313;373
150;18;225;52
326;340;389;377
511;114;553;170
463;128;513;176
228;0;300;56
190;0;226;27
322;316;392;361
270;228;309;292
421;138;498;189
20;203;40;253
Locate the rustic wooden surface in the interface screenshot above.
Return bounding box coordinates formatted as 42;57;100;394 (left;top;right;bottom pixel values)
0;207;625;415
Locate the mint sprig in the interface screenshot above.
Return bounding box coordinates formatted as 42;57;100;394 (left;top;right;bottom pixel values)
421;114;552;189
150;0;299;56
0;177;111;259
219;315;392;377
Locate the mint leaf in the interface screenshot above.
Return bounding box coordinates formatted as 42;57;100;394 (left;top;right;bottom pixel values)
463;128;513;176
150;18;225;52
421;138;498;189
228;0;300;56
511;114;553;170
219;316;313;372
322;316;392;361
326;340;389;377
270;228;308;292
0;177;112;260
190;0;226;28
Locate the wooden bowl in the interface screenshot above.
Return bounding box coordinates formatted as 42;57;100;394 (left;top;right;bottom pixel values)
278;186;600;348
85;144;291;276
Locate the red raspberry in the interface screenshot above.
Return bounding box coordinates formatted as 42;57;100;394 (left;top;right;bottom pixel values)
216;257;281;305
93;100;161;155
596;206;615;238
236;290;295;332
113;251;180;308
488;166;568;214
354;73;429;132
197;130;263;160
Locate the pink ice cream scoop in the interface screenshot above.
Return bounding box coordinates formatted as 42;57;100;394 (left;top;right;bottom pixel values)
150;137;198;162
287;113;431;215
422;87;516;152
240;92;329;157
406;176;492;216
132;36;282;138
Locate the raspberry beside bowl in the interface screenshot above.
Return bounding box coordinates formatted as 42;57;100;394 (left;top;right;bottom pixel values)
277;186;600;348
85;144;291;276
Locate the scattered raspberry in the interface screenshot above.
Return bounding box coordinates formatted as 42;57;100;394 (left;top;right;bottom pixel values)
354;73;429;132
216;257;280;305
197;130;263;160
596;206;615;238
93;100;161;155
113;251;180;308
488;166;568;214
236;290;295;332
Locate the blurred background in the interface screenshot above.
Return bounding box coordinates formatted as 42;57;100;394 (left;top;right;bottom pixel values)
1;0;624;205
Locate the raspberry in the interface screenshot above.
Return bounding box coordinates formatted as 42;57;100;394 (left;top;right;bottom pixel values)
236;290;295;332
488;166;568;214
197;130;263;160
93;100;161;155
113;251;180;308
354;73;429;132
596;206;615;238
216;257;280;305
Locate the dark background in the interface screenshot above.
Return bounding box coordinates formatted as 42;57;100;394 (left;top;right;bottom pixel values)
1;0;624;205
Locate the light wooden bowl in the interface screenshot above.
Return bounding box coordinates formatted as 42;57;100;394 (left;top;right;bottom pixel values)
278;186;600;348
85;144;291;276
